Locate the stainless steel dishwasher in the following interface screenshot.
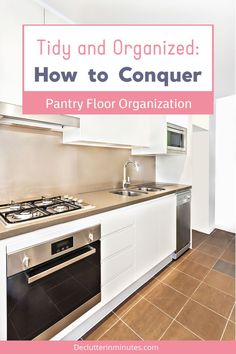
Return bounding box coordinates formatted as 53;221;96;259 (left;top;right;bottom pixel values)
173;189;191;260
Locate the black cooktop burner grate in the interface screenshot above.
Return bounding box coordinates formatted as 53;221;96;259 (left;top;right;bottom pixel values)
0;196;84;224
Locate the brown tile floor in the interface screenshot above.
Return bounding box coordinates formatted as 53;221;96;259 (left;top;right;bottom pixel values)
82;229;235;341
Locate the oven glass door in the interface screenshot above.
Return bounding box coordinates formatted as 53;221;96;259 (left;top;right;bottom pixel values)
7;240;100;340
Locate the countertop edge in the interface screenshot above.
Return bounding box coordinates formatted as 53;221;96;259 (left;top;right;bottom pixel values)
0;184;191;241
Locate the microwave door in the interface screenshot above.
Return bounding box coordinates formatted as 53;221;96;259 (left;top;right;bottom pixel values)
167;126;186;152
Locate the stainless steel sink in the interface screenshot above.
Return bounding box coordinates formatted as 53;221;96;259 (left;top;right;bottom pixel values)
134;186;165;192
110;189;147;197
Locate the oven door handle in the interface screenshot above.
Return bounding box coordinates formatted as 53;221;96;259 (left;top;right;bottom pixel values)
27;246;96;284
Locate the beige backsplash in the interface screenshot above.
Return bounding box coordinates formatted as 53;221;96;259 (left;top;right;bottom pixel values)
0;125;155;203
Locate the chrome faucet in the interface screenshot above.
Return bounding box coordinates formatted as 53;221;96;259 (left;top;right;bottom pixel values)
122;160;139;189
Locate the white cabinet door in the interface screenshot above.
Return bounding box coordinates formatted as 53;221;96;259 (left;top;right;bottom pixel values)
132;115;190;155
135;199;160;277
156;194;176;262
101;208;135;237
132;116;166;155
135;195;176;278
0;0;43;105
166;115;189;128
63;115;150;148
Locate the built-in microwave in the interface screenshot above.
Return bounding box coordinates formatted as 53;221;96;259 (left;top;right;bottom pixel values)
167;123;187;154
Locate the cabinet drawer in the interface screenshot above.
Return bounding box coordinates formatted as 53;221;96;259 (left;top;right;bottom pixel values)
101;225;135;260
101;209;135;236
101;246;135;286
102;265;136;303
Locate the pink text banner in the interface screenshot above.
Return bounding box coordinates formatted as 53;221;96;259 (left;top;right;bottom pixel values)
23;25;214;115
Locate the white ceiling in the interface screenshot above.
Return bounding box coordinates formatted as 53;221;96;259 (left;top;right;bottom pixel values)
34;0;235;98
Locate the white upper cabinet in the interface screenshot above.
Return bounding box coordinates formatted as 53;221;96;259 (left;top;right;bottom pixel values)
132;115;190;155
0;1;69;106
0;0;43;105
166;115;189;128
132;116;167;155
63;115;150;148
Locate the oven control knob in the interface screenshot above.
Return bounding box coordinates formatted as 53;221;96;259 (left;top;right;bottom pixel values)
88;233;94;242
22;255;30;269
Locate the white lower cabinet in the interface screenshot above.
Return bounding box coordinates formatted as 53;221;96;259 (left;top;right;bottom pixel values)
100;194;176;303
155;194;176;261
135;194;176;279
100;208;136;303
101;245;136;302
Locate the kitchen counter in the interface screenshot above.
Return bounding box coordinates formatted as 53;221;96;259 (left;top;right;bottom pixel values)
0;183;191;240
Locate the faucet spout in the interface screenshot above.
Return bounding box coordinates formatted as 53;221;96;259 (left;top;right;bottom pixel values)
122;160;139;189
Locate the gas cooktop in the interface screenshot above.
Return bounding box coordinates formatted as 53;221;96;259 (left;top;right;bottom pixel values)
0;196;94;225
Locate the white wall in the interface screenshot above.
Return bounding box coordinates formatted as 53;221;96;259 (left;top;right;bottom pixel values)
191;126;214;234
156;114;216;234
209;112;216;231
155;117;192;185
215;95;236;233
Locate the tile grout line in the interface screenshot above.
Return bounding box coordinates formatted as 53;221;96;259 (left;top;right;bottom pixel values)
159;237;232;341
128;288;204;340
154;234;234;340
179;250;221;268
157;281;233;321
195;233;233;250
161;246;194;272
95;279;170;340
86;232;234;341
137;295;173;320
140;295;203;340
106;236;232;340
117;298;202;341
171;238;235;292
140;281;232;328
202;266;235;281
88;294;145;340
176;261;234;284
119;232;235;340
97;313;144;341
185;240;233;336
220;302;236;340
174;320;204;340
112;294;145;320
192;247;222;258
163;267;235;297
118;317;144;341
95;313;121;340
157;260;215;341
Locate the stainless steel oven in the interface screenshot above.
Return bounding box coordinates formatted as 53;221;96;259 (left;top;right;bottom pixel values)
7;225;101;340
167;123;187;154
